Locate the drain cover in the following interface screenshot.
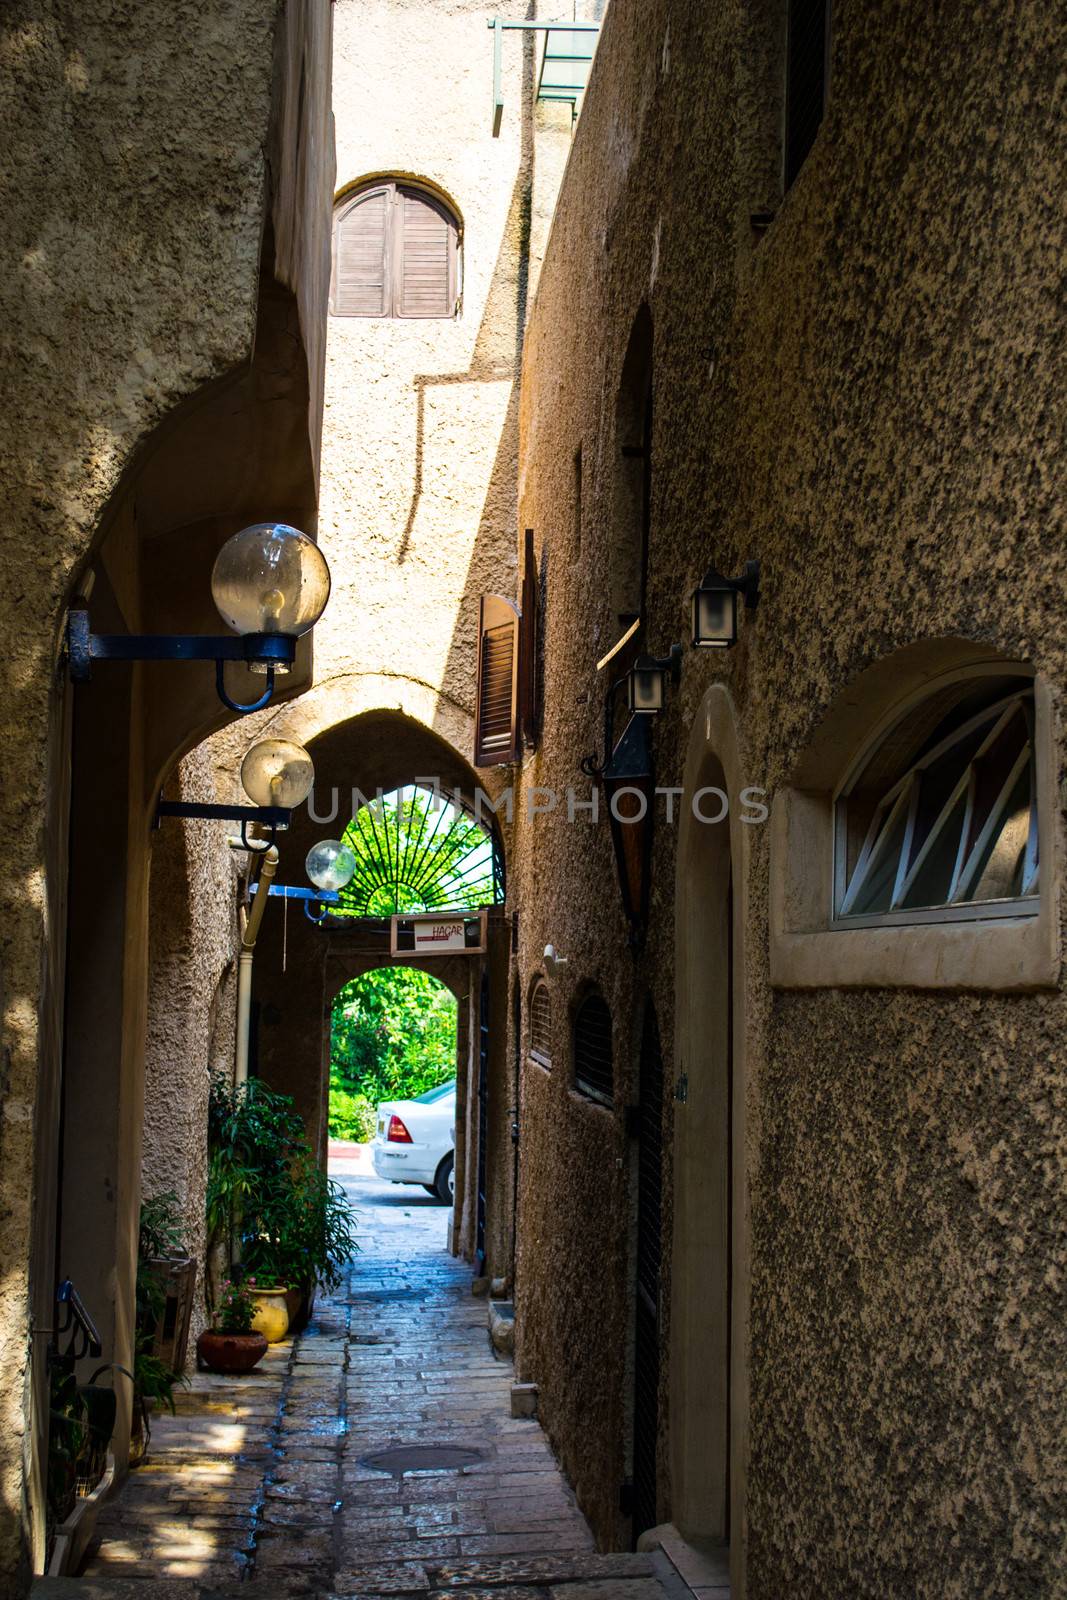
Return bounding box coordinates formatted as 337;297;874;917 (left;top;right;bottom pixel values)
360;1444;483;1477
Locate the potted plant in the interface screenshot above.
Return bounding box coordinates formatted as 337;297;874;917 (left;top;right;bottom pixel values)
196;1278;268;1373
245;1274;291;1343
138;1191;197;1377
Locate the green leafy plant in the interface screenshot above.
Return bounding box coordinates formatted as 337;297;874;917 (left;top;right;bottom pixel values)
328;1086;377;1143
211;1277;256;1335
139;1190;186;1260
207;1075;357;1301
131;1197;189;1463
329;967;456;1139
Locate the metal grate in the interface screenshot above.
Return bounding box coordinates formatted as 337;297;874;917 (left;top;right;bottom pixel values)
573;992;613;1105
334;785;502;919
529;981;552;1067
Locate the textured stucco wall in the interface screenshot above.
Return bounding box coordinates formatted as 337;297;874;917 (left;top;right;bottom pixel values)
142;747;242;1359
0;1;332;1584
511;0;1066;1592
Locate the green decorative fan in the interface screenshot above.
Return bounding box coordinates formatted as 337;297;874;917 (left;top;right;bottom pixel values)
333;786;501;918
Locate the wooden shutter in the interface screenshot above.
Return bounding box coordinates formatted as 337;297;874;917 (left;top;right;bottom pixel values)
332;187;390;316
398;187;454;318
518;528;542;749
474;594;520;767
574;993;613;1106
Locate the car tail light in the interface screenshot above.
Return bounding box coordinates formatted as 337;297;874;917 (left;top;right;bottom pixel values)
387;1115;413;1144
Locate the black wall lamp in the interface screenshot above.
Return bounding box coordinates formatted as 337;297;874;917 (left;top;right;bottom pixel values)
155;738;315;848
68;522;331;714
691;559;760;648
627;644;683;715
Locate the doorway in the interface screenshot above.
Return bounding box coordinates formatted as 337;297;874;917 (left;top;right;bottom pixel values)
632;1002;664;1543
671;689;749;1592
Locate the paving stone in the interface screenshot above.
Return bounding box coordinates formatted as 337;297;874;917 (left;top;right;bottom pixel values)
79;1164;679;1600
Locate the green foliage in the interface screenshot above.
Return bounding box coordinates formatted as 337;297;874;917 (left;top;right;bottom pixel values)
139;1191;186;1261
206;1074;357;1298
212;1277;256;1335
328;967;456;1139
328;1086;378;1143
333;787;497;918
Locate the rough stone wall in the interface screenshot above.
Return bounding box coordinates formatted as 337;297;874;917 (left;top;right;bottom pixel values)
0;1;332;1584
511;0;1066;1593
142;748;242;1359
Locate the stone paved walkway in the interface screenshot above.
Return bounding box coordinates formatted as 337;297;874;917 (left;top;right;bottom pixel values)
43;1149;680;1600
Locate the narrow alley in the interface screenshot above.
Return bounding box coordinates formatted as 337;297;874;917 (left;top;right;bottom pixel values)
56;1157;694;1600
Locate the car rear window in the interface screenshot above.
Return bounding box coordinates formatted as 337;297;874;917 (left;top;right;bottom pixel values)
413;1081;456;1105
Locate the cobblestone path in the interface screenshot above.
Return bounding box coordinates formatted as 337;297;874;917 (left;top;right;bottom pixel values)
50;1149;680;1600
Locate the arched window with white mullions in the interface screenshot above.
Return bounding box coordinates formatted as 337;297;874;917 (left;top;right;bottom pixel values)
834;672;1039;926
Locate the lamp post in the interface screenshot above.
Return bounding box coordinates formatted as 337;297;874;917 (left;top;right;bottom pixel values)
690;560;760;648
68;522;331;713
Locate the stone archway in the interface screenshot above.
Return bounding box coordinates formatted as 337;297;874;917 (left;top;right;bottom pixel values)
671;685;751;1596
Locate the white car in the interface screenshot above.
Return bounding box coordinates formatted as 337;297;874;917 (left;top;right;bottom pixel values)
372;1081;456;1203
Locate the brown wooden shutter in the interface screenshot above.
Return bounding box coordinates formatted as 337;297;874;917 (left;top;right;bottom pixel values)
518;528;542;750
398;188;454;318
475;594;520;767
333;187;390;317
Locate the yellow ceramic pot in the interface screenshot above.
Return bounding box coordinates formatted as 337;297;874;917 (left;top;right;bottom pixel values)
249;1287;290;1343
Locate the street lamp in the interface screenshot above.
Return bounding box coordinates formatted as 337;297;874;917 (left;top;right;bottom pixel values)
155;737;315;847
690;560;760;648
68;522;331;713
306;839;357;891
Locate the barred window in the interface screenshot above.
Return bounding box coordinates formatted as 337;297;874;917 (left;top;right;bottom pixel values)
835;678;1038;926
573;992;613;1106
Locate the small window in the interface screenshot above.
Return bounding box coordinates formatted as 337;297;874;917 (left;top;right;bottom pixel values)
331;180;459;319
529;981;552;1068
784;0;830;190
836;678;1039;925
574;992;613;1106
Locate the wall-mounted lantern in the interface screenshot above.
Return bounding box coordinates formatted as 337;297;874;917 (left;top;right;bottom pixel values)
690;559;760;649
155;737;315;848
68;522;331;714
627;644;683;715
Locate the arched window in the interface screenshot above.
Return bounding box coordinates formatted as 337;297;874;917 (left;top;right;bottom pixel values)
331;180;459;319
573;991;613;1106
835;675;1039;924
529;979;552;1069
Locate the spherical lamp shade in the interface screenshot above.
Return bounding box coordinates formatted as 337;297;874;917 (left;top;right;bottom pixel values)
306;839;357;892
240;739;315;809
211;524;331;641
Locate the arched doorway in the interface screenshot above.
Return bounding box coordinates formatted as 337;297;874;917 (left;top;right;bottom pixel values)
671;687;750;1593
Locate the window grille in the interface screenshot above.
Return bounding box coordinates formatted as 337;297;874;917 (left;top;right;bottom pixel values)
835;681;1039;925
529;981;552;1067
573;992;613;1106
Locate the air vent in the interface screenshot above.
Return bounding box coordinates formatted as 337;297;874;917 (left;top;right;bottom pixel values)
529;981;552;1067
574;992;613;1105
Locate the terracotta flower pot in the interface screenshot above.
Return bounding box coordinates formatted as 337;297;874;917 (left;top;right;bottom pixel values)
249;1286;290;1343
196;1329;268;1374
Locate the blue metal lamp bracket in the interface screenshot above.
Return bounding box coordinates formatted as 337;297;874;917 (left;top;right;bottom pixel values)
67;607;297;716
154;798;292;849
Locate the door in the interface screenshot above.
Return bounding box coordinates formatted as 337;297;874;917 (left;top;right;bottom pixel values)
476;969;490;1272
632;1003;664;1542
